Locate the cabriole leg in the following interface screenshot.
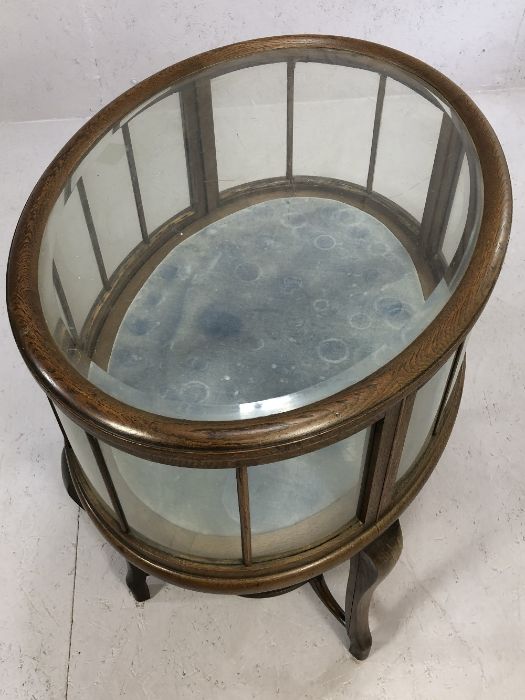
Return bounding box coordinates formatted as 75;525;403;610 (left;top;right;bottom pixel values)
345;520;403;660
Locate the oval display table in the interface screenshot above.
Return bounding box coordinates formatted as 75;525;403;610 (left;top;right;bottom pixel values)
7;36;511;660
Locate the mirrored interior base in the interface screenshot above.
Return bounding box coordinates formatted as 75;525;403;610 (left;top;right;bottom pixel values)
90;196;448;421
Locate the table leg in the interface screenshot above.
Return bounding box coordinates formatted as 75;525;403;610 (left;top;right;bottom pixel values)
345;520;403;660
126;561;151;602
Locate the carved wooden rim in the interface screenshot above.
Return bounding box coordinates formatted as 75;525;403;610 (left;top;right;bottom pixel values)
6;35;511;467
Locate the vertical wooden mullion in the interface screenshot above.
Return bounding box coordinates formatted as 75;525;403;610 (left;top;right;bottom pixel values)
286;60;295;182
358;394;415;525
122;122;149;243
86;433;129;534
358;407;399;525
77;177;110;290
236;466;252;565
180;80;219;215
180;86;207;217
433;343;466;436
366;74;386;193
377;395;416;517
446;150;480;282
195;79;219;212
420;113;464;259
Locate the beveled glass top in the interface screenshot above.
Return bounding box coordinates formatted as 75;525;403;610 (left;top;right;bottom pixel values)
92;196;447;419
37;46;483;421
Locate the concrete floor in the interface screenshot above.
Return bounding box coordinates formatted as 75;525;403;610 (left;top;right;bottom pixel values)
1;88;524;699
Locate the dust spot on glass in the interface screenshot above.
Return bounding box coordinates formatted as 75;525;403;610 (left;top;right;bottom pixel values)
314;234;336;250
318;338;349;363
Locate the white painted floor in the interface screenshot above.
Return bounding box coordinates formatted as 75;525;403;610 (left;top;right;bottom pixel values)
1;88;524;699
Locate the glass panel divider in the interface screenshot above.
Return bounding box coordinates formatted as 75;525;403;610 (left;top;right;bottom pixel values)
87;433;129;534
358;394;415;525
286;59;295;181
366;73;386;192
236;466;252;565
420;113;465;267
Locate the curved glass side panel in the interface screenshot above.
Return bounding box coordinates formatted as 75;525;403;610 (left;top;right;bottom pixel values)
55;406;114;514
293;62;379;186
396;354;456;482
373;78;443;222
442;155;470;265
42;187;102;334
212;62;287;190
70;127;144;278
248;428;370;559
127;92;190;234
98;444;242;562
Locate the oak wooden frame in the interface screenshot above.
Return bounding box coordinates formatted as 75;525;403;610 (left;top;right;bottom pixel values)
6;36;511;616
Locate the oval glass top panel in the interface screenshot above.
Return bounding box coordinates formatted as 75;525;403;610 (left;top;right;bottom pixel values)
38;47;483;421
